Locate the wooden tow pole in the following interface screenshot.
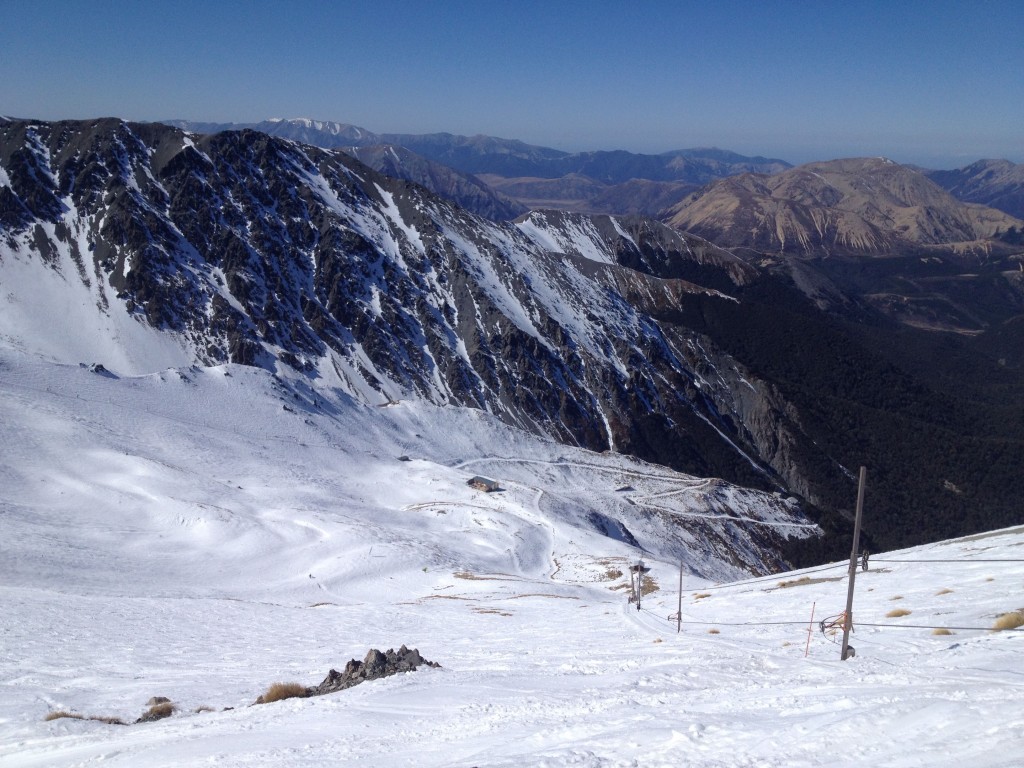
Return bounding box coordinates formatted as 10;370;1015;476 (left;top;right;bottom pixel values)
840;466;867;661
676;560;683;633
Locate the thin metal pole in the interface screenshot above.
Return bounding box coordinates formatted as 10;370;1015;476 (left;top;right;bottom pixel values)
805;601;816;658
840;466;867;661
677;561;683;634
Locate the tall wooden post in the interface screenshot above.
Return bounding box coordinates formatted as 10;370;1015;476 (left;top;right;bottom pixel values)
841;466;867;661
636;560;644;611
676;561;683;634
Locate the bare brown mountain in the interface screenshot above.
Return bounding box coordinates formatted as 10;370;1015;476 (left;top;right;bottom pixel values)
925;159;1024;222
664;158;1024;257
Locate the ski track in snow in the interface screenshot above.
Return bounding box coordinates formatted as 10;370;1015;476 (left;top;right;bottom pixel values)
0;345;1022;767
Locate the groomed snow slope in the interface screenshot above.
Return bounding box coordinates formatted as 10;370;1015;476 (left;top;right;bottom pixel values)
1;345;1021;767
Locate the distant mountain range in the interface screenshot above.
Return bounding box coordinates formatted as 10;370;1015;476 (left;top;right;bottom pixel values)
166;118;791;181
166;119;1024;234
163;118;791;218
925;159;1024;221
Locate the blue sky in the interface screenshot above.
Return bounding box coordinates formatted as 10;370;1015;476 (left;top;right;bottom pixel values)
2;0;1021;167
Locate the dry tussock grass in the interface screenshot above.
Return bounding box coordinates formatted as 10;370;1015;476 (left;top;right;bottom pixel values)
89;715;127;725
454;571;519;581
707;628;720;634
777;576;811;588
992;611;1024;631
932;628;954;636
886;608;912;618
935;588;953;596
640;576;658;596
693;593;711;600
44;711;125;725
45;711;83;722
258;682;308;704
471;607;512;616
774;575;840;590
143;702;175;720
890;595;904;601
506;593;578;600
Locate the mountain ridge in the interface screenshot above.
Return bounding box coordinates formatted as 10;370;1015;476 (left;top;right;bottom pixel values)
3;117;1023;561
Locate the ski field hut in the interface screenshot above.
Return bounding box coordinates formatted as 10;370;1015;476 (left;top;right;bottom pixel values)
467;476;500;492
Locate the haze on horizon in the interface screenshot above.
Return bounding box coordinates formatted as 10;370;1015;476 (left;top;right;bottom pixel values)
2;0;1021;169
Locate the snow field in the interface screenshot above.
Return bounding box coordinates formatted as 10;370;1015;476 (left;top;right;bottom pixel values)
0;345;1022;767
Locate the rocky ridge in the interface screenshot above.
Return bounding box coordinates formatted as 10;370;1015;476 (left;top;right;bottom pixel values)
4;118;1023;558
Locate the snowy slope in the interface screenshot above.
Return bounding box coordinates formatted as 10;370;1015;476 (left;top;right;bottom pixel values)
1;344;1021;767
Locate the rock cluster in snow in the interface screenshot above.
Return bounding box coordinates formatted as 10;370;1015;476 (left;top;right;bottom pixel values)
309;646;440;697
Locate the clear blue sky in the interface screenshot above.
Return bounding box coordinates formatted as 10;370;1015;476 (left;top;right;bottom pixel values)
2;0;1021;167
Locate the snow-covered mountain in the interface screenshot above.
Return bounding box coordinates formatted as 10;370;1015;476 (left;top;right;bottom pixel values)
3;117;1022;561
0;118;814;500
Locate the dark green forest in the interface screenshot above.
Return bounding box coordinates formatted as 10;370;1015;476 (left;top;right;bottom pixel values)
664;272;1024;565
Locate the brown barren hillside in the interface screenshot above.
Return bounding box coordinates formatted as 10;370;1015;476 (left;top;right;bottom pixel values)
664;158;1024;257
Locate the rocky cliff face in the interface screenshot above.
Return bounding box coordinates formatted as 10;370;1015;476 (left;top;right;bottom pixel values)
0;118;809;495
4;118;1022;557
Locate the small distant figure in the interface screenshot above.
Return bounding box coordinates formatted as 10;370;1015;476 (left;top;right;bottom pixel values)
861;550;870;571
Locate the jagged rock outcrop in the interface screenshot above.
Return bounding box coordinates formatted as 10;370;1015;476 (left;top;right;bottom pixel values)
310;646;440;696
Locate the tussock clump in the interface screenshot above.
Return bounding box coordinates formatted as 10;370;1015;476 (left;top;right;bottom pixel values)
992;611;1024;631
639;575;658;596
887;608;912;618
707;628;720;634
935;588;954;596
44;710;126;725
604;568;623;580
137;702;175;722
195;705;215;713
932;628;954;636
45;711;83;722
890;595;904;601
256;681;308;704
91;715;128;725
777;576;811;588
694;593;711;600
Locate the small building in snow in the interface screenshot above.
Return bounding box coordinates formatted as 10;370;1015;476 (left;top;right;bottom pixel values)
467;476;501;492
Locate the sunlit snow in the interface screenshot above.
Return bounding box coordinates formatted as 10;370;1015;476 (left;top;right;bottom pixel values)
1;342;1021;768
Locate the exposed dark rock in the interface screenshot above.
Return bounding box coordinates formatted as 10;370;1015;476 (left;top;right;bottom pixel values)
135;701;175;723
310;646;440;697
4;118;1022;563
